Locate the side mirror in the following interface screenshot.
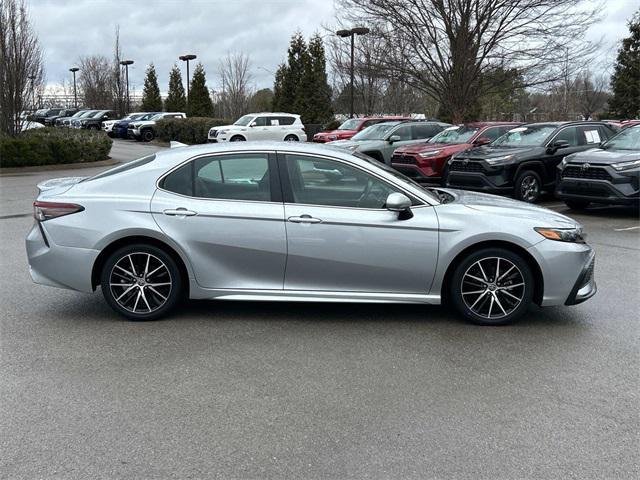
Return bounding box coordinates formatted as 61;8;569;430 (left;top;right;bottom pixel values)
388;135;401;143
250;122;257;127
386;192;413;220
475;137;491;146
548;139;570;152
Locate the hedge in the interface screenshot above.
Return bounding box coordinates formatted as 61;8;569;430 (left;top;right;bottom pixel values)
155;117;231;144
0;128;112;167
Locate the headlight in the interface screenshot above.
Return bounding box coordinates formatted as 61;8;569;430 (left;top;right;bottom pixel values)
418;150;441;158
346;144;359;151
484;155;515;166
612;159;640;171
218;129;228;134
535;226;585;243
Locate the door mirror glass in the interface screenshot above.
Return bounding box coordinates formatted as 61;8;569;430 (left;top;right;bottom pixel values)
388;135;401;143
549;139;570;152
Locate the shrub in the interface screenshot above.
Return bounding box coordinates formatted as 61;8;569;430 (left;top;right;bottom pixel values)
155;117;231;144
0;128;112;168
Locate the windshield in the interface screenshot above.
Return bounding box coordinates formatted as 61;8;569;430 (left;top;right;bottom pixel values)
429;126;480;144
73;110;91;118
352;123;398;141
138;113;157;120
354;152;440;203
234;115;254;126
602;125;640;151
492;125;557;147
338;119;361;130
125;113;144;120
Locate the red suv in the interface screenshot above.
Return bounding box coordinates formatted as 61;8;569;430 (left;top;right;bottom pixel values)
391;122;522;184
313;116;411;143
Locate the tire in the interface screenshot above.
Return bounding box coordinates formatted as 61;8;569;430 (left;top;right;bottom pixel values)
230;135;245;142
284;134;299;141
449;248;534;326
141;129;155;142
89;124;100;131
100;244;183;321
565;199;590;210
514;170;542;203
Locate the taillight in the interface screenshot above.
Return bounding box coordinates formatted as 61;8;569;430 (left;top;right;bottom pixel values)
33;201;84;221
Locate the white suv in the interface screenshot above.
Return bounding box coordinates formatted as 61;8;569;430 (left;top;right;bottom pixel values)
208;113;307;142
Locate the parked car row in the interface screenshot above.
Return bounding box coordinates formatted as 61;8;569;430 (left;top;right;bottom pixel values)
105;112;186;141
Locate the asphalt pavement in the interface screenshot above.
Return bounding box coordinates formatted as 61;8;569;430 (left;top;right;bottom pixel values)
1;140;638;479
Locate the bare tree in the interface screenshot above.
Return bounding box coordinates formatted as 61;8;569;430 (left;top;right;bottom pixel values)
338;0;601;123
219;52;253;119
78;55;113;109
0;0;44;137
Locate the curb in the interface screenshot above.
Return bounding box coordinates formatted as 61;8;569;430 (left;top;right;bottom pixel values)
0;158;121;176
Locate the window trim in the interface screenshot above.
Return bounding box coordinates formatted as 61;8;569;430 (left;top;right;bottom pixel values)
156;150;283;204
276;151;425;210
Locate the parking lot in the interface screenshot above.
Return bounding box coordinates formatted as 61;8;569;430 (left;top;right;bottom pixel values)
1;140;638;478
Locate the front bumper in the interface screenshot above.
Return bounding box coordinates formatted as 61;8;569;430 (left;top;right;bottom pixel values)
391;153;447;184
446;160;516;194
128;127;141;138
565;252;597;305
26;222;98;293
555;166;640;206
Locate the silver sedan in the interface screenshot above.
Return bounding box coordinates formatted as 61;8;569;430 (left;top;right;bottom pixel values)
26;142;596;325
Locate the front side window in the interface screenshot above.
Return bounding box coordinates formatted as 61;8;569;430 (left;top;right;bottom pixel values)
554;127;580;146
391;125;412;141
252;116;268;126
161;153;271;202
285;154;403;209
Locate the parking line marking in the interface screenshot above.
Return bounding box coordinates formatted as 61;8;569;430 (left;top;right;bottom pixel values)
614;226;640;232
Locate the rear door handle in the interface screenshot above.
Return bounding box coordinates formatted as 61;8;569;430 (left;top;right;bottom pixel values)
164;208;197;217
288;214;322;224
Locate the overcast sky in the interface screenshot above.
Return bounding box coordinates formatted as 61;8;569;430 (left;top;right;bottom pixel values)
32;0;638;95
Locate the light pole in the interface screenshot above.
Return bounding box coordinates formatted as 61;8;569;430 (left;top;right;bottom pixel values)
120;60;134;113
179;54;197;106
27;75;36;110
336;27;369;119
69;67;79;108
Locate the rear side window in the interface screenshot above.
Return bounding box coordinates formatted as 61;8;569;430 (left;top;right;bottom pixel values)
161;153;272;202
578;126;603;145
274;116;295;126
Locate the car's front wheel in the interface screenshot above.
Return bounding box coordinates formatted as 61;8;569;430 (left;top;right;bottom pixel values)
141;129;155;142
100;244;183;321
515;170;542;203
450;248;534;325
230;135;245;142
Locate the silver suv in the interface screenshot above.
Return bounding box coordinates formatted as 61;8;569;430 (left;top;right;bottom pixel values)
208;113;307;142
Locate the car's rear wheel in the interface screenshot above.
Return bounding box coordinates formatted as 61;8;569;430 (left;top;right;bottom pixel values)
141;129;155;142
515;170;542;203
100;244;183;321
450;248;534;326
284;134;299;141
564;199;590;210
230;135;245;142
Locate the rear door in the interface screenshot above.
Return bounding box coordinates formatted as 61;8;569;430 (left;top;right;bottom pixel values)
151;151;287;290
278;152;439;294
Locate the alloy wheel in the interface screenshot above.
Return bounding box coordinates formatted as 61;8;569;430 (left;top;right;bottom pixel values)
109;252;172;314
461;256;525;320
520;175;539;202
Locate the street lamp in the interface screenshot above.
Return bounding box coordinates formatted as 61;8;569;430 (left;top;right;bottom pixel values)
69;67;79;108
27;75;36;110
120;60;134;113
179;54;197;104
336;27;370;118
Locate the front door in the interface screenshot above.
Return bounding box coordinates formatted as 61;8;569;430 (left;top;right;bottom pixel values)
279;152;439;294
151;151;286;290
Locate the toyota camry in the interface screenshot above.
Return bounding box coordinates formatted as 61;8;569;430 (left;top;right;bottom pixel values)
26;142;596;325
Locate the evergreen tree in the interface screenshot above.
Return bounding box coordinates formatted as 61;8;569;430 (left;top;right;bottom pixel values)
272;63;288;111
304;34;333;124
273;32;308;114
140;63;163;112
164;64;186;112
609;10;640;119
188;63;214;117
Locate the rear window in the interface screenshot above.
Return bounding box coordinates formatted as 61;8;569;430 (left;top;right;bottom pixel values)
84;155;156;182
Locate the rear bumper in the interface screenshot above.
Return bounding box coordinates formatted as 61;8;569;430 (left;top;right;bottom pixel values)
26;222;98;293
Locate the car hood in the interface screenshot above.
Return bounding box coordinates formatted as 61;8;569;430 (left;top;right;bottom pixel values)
396;142;470;155
440;188;578;228
455;145;536;159
565;148;640;164
316;129;357;137
211;124;244;131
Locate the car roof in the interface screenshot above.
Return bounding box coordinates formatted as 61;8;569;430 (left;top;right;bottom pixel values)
464;121;522;127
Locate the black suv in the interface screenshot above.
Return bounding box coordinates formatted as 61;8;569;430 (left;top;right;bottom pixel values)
73;110;116;130
446;122;618;202
556;124;640;209
43;108;78;126
32;107;64;124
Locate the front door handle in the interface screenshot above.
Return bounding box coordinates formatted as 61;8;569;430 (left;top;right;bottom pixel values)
164;208;197;217
288;214;322;224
